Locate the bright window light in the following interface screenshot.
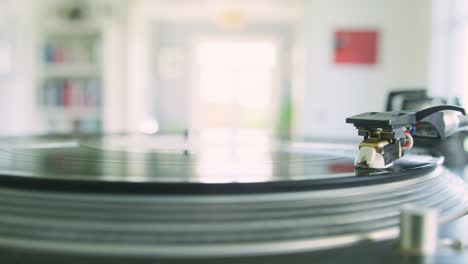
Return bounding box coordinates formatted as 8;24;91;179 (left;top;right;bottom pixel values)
195;39;278;131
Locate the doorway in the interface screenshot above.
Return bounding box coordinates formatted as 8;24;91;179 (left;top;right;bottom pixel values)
191;37;279;141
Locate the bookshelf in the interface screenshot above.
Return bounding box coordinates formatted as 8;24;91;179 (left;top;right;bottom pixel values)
38;25;103;133
0;0;127;136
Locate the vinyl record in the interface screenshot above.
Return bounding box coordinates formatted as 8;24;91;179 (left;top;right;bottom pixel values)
0;135;443;194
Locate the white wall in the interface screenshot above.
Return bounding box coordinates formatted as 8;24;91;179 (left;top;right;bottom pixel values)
0;0;38;135
429;0;468;105
297;0;431;139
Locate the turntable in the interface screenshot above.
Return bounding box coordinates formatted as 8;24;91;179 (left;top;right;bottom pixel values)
0;107;467;263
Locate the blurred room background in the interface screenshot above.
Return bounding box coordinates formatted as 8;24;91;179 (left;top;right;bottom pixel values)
0;0;464;140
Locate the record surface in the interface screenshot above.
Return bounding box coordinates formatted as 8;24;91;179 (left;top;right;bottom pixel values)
0;134;442;194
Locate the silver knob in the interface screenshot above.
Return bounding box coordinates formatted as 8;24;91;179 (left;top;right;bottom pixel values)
399;205;438;255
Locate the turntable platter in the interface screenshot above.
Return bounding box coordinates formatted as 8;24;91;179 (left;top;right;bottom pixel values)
0;135;465;258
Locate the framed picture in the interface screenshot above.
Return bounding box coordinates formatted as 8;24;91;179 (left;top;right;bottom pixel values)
334;30;378;65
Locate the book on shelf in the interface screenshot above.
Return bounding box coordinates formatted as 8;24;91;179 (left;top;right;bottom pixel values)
43;37;100;65
42;78;101;109
73;118;102;133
